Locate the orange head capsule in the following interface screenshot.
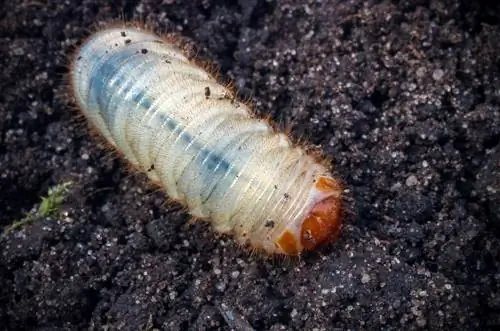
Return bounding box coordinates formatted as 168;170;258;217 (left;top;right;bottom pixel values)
273;176;343;255
300;176;343;251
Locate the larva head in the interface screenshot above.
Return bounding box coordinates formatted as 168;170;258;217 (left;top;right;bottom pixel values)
301;176;343;251
275;176;342;255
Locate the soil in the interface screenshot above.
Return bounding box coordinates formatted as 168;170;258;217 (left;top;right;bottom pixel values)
1;0;499;330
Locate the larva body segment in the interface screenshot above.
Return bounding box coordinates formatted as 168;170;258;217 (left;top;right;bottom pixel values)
70;27;343;255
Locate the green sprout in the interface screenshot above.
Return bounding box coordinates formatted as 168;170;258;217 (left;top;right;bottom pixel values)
3;181;73;235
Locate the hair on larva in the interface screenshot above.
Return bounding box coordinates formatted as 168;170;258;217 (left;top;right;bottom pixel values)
69;25;344;255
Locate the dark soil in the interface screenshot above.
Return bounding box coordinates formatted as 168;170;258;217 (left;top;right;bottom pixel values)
1;0;499;330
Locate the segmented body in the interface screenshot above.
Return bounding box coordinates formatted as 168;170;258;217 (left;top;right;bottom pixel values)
70;27;342;255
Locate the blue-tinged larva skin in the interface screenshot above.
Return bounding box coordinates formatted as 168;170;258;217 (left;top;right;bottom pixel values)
70;27;343;255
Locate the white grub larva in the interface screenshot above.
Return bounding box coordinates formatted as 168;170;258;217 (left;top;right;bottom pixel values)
69;25;343;255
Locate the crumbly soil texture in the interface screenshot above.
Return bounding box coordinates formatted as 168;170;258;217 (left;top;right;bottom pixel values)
1;0;499;330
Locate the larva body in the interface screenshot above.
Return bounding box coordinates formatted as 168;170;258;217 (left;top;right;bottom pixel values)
70;27;342;255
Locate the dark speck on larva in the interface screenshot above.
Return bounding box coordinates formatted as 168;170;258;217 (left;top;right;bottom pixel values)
265;221;275;228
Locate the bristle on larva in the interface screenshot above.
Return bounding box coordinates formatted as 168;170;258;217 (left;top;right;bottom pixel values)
69;26;343;255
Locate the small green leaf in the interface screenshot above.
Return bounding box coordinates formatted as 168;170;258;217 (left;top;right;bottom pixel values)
3;181;73;235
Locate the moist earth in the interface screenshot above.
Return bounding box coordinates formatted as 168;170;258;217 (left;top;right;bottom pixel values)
0;0;499;330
